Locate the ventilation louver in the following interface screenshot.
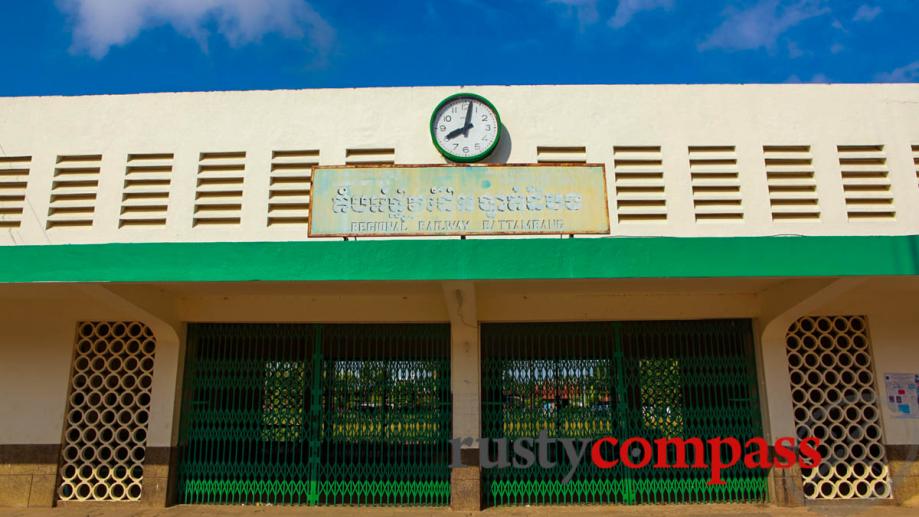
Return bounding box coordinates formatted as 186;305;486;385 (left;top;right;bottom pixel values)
119;154;173;228
536;146;587;164
0;156;30;229
47;155;102;229
345;148;395;165
912;145;919;190
268;150;318;227
688;146;743;221
837;145;894;221
613;146;667;222
194;152;245;227
763;146;820;221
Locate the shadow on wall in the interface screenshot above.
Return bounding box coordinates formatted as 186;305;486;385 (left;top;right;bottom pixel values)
481;124;512;164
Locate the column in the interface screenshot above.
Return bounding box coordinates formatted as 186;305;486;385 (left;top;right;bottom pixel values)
442;282;481;511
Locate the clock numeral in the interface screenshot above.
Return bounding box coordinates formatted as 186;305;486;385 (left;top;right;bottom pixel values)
453;144;459;150
439;125;446;132
463;147;470;154
485;124;492;131
445;115;452;122
481;114;488;122
475;143;481;151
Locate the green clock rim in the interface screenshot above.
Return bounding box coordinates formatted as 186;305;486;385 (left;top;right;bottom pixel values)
429;92;502;163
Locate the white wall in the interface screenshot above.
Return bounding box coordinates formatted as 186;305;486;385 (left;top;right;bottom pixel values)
1;84;918;246
0;289;138;444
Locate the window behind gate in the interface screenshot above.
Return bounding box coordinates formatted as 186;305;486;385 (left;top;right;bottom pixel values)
176;323;451;506
481;320;766;507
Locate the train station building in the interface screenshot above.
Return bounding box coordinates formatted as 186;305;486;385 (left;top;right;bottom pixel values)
0;84;918;510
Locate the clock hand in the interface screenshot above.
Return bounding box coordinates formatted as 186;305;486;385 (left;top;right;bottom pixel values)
445;126;466;140
446;122;474;140
463;101;474;137
445;102;475;141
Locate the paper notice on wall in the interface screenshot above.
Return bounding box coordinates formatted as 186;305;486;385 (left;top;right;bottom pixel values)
884;373;919;418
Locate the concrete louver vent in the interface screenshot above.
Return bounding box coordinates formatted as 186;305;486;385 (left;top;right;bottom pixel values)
119;154;173;228
345;148;395;165
763;146;820;221
47;154;102;229
536;146;587;163
837;145;894;221
612;146;667;222
912;145;919;189
688;146;743;222
0;156;30;229
194;152;245;227
268;150;318;227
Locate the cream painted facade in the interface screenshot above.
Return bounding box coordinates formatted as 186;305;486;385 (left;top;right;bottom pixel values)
1;84;918;509
4;279;919;444
1;84;919;243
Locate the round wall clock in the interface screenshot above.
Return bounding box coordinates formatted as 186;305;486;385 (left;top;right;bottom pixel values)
430;93;501;163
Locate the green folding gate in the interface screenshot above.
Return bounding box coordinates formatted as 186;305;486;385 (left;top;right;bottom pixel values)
176;323;451;506
481;320;767;506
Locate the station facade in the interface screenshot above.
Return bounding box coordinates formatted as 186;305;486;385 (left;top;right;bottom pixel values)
0;84;918;510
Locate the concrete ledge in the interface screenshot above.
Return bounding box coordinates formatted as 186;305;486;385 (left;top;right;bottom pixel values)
0;445;60;508
888;445;919;506
141;446;177;507
0;444;180;508
450;466;481;511
771;464;805;507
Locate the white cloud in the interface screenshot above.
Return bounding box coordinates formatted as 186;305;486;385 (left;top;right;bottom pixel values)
608;0;675;29
58;0;334;60
545;0;676;30
547;0;600;27
853;4;882;22
785;72;830;83
876;61;919;83
699;0;830;52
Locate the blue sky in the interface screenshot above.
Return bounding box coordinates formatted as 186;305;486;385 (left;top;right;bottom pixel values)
1;0;917;97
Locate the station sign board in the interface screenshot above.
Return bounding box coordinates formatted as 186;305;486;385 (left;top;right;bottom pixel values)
308;164;610;238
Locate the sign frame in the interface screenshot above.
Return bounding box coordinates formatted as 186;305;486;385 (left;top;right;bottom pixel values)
307;163;611;239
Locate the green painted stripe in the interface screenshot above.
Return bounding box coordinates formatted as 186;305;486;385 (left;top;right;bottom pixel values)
0;236;917;283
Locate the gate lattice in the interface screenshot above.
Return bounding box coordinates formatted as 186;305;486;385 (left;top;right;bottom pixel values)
176;324;451;506
481;320;767;506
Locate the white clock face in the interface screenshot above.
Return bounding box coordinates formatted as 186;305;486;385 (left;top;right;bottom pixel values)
432;96;500;161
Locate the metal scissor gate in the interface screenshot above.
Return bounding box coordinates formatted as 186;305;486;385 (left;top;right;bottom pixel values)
481;320;767;506
176;323;451;506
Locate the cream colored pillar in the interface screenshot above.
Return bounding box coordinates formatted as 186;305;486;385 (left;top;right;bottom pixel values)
757;277;865;506
441;281;481;511
80;285;183;507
